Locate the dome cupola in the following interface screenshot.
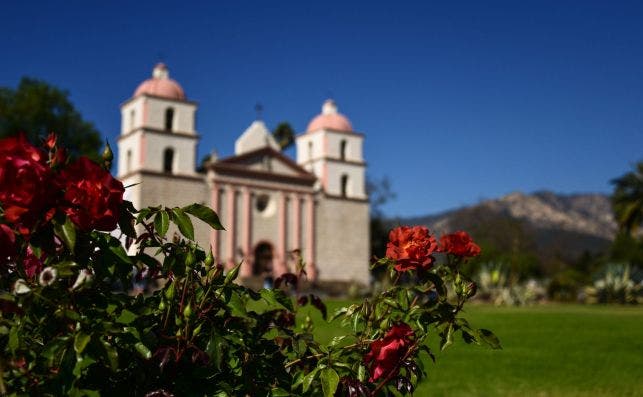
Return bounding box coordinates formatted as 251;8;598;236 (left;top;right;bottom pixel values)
133;63;186;100
306;99;353;133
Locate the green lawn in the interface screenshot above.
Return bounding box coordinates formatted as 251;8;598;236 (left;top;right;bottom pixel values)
306;303;643;397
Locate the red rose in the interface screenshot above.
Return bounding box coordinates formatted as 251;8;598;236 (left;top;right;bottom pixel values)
0;134;55;234
386;226;438;271
364;323;414;382
60;157;124;231
0;224;16;264
440;231;481;257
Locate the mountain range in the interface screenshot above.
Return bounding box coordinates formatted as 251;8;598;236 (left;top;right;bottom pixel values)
400;191;617;262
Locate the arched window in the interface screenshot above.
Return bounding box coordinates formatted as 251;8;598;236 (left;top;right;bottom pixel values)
339;140;347;160
126;149;132;173
340;174;349;197
163;148;174;173
165;108;174;131
130;110;136;131
308;141;313;160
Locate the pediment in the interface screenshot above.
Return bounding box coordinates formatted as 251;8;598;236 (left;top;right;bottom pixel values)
211;147;316;185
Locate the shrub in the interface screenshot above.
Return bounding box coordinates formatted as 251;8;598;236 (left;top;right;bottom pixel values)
476;263;545;306
0;135;499;396
584;263;643;304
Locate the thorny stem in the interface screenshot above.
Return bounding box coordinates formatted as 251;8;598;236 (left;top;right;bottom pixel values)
284;341;366;369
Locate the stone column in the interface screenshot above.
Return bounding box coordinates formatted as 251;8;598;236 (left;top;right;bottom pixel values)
240;187;252;277
292;193;301;251
226;185;236;269
210;181;220;261
305;194;317;281
275;191;288;276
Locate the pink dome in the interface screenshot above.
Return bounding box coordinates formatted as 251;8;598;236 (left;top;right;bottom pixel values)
306;99;353;132
133;63;186;100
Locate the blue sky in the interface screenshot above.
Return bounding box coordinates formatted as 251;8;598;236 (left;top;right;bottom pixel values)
2;1;642;217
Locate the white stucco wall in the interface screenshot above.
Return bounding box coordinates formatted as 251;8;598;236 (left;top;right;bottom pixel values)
315;196;370;285
143;133;198;175
325;162;367;199
117;132;142;176
145;97;197;134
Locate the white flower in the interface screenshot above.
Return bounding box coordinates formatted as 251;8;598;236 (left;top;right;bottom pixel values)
71;269;93;290
38;267;58;287
13;279;31;295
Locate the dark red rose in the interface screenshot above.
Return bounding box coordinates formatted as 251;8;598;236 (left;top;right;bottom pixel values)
0;134;55;234
60;156;124;231
439;231;481;257
0;224;16;263
386;226;438;271
364;323;414;382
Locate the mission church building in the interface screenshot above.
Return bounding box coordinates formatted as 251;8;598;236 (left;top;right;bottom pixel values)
117;64;370;285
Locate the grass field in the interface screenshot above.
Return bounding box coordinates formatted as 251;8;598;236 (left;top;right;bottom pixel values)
304;303;643;397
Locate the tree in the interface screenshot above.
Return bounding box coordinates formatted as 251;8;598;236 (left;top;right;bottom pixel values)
0;77;102;160
611;161;643;236
272;122;295;150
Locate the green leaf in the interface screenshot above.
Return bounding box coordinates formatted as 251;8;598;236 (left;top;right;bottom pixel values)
206;333;225;370
108;236;133;264
42;338;68;367
260;288;294;311
227;291;247;316
329;335;347;348
302;367;320;393
183;203;225;230
135;342;152;359
270;388;290;396
171;207;194;240
462;329;477;344
352;313;361;333
8;325;19;353
55;216;77;251
100;340;119;371
117;202;137;238
72;356;96;377
116;309;137;325
330;307;348;321
357;364;367;382
154;210;170;237
74;332;91;354
478;328;502;349
320;367;340;397
440;323;454;351
53;260;78;277
424;272;447;300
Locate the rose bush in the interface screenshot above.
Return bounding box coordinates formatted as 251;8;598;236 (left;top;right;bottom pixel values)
0;135;499;396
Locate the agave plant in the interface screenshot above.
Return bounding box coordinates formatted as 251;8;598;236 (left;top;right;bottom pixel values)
476;263;545;306
585;263;643;304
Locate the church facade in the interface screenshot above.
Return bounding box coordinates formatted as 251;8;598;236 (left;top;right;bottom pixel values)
117;64;370;285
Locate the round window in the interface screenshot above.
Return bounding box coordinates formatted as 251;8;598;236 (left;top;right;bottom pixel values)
255;194;270;212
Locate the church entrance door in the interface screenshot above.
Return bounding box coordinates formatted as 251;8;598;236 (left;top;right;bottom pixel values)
253;242;274;276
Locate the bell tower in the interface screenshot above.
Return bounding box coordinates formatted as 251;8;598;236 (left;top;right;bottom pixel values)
295;99;366;199
295;99;370;285
117;63;198;178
